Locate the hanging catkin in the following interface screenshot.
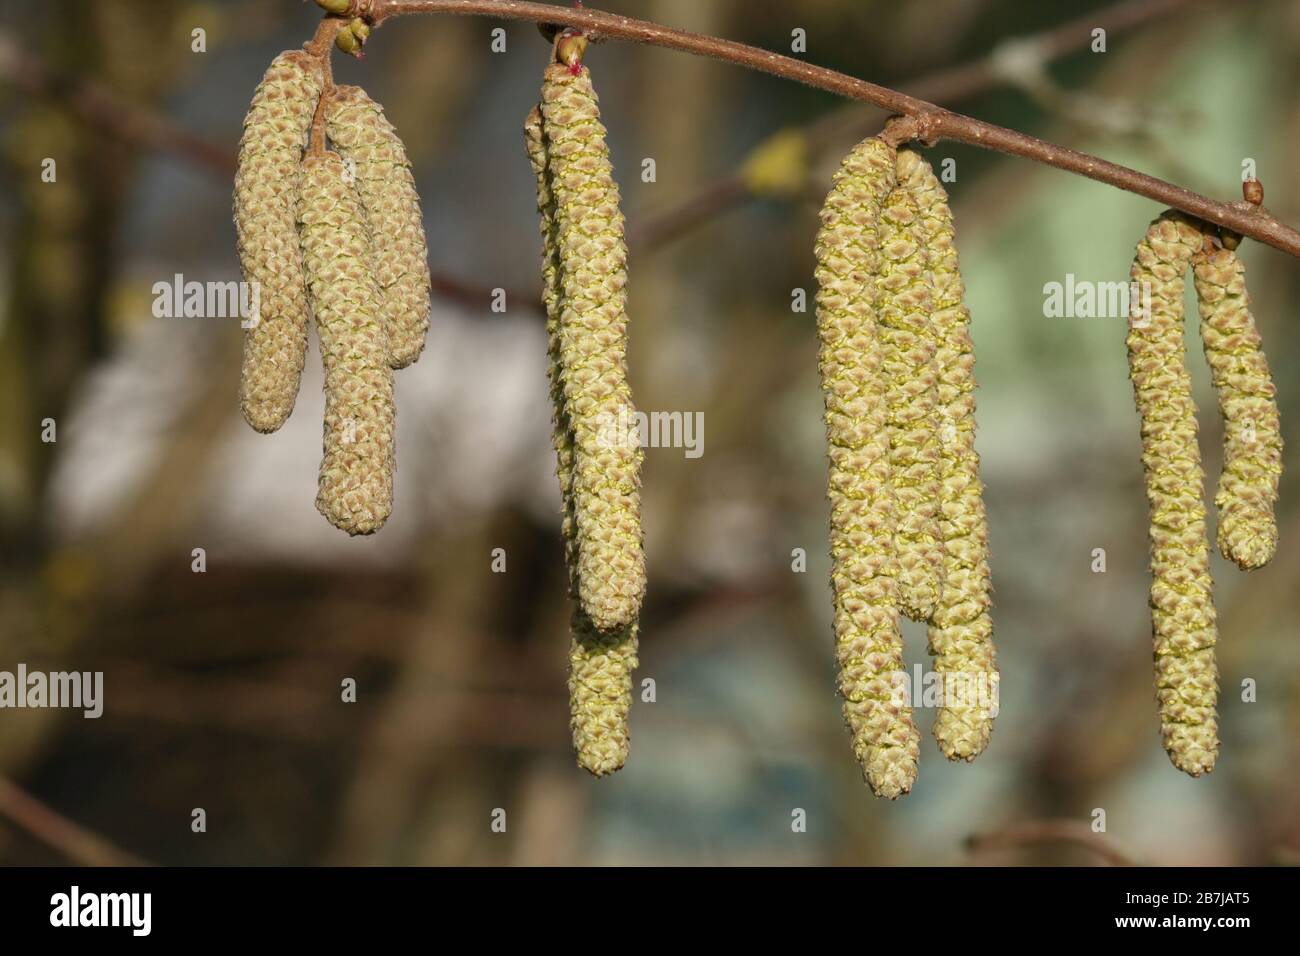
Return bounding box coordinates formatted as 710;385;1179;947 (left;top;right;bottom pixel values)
526;105;637;775
234;52;323;433
298;150;397;536
539;59;647;635
896;149;998;760
326;86;432;369
1127;212;1219;777
815;135;919;799
1192;245;1282;570
877;165;945;623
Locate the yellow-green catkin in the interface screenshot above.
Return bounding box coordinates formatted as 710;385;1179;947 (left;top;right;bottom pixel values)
526;106;637;775
1192;245;1282;570
539;61;646;635
298;151;396;536
234;52;323;433
326;86;431;369
815;135;919;799
1127;212;1218;777
897;149;998;760
877;163;945;623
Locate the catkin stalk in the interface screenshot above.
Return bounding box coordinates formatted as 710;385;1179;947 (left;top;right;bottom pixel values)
877;166;945;622
539;61;647;635
1192;246;1282;570
527;105;637;775
815;135;919;799
234;52;323;433
298;151;397;536
1127;212;1219;777
897;149;998;760
326;86;432;370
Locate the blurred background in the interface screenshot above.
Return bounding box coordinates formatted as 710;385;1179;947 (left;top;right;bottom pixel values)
0;0;1296;866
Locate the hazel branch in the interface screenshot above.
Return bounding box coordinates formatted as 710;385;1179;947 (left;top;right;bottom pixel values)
364;0;1299;258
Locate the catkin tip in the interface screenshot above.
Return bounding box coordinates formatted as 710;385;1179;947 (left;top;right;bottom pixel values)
934;712;995;762
568;618;638;777
1164;724;1219;777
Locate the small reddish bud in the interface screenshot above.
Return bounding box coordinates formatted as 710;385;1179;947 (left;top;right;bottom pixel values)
556;30;588;71
1243;179;1264;206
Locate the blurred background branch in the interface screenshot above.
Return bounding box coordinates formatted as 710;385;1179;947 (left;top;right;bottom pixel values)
0;775;149;866
966;819;1140;866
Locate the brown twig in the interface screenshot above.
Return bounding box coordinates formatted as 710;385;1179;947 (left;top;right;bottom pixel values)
371;0;1298;258
305;18;344;155
966;819;1140;866
631;0;1203;249
0;775;150;867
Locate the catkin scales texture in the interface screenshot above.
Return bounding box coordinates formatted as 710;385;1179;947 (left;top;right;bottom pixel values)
234;52;322;433
1127;214;1219;777
567;613;639;777
299;152;397;536
815;136;919;799
326;86;432;370
876;172;945;623
897;150;997;760
1193;247;1282;570
540;63;646;635
527;105;637;775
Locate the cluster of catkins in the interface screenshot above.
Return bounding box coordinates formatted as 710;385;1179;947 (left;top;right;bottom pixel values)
1126;210;1282;777
813;135;998;799
234;15;1282;791
233;43;431;536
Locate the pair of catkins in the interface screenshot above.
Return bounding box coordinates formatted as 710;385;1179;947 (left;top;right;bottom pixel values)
233;49;431;535
814;135;998;799
1127;210;1282;777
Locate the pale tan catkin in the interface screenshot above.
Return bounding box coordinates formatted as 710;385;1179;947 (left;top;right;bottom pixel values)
896;149;998;761
526;105;637;775
234;52;323;433
298;151;397;536
815;135;919;799
326;86;432;370
1127;212;1219;777
539;61;647;636
1192;245;1282;570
